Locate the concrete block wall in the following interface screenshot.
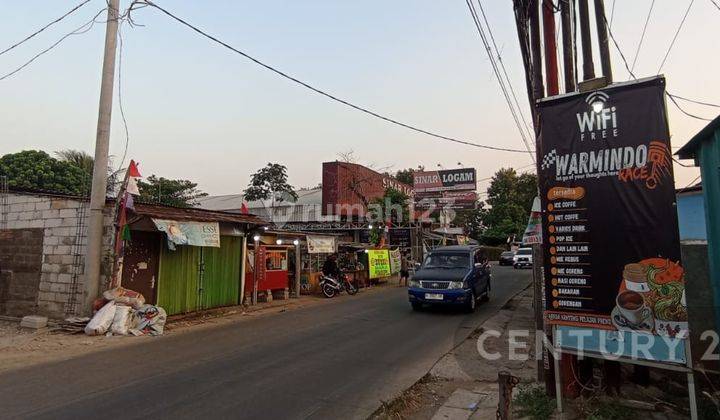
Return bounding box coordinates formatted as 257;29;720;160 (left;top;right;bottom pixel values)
1;192;115;318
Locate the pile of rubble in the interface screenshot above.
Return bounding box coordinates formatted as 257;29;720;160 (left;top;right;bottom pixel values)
63;287;167;337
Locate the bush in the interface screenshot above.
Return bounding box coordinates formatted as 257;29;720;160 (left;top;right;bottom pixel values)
513;385;555;420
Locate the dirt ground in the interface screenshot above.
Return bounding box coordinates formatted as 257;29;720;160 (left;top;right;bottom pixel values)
0;283;395;373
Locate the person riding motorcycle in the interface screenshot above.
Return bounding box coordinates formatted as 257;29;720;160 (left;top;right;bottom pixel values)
322;254;340;281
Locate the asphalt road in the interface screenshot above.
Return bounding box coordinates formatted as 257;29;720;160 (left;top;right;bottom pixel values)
0;265;531;420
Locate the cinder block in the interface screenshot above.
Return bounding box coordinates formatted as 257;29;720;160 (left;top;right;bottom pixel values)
57;273;73;283
44;218;62;228
35;201;51;211
7;212;19;221
49;283;67;293
60;236;76;245
42;263;61;273
61;255;76;265
40;272;59;283
54;245;71;255
42;209;60;219
44;255;62;264
50;200;68;210
20;316;48;329
58;209;76;219
60;218;78;227
44;236;59;246
28;219;44;228
37;291;55;302
23;203;36;212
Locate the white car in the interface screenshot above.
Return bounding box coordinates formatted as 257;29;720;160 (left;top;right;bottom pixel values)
513;247;533;269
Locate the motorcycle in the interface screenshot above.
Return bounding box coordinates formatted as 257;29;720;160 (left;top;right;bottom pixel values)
319;273;358;298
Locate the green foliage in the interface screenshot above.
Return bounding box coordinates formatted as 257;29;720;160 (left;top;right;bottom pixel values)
244;163;298;204
55;149;94;175
513;385;555;420
138;175;208;208
480;168;537;245
369;188;410;223
394;168;417;186
0;150;90;195
452;203;485;240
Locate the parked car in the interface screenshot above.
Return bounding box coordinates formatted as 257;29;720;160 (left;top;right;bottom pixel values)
513;247;533;269
499;251;516;266
408;246;491;312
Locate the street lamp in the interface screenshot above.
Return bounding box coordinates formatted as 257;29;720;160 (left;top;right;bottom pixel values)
293;239;299;246
253;234;260;242
368;224;374;229
276;239;283;245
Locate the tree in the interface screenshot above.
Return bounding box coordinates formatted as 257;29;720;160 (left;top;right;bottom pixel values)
479;168;538;246
368;187;410;224
394;168;419;186
0;150;89;195
138;175;208;208
243;163;298;204
55;149;121;194
452;202;486;240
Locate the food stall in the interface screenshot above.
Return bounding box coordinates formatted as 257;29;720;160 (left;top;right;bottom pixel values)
245;231;305;302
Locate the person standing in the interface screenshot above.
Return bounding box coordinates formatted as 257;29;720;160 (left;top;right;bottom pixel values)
399;252;410;287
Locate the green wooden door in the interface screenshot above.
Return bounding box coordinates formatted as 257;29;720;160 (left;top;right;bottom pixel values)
157;244;201;315
201;236;241;309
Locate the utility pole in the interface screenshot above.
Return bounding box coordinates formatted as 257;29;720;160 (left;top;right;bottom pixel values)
83;0;120;314
560;0;576;92
594;0;613;83
542;0;559;96
577;0;595;81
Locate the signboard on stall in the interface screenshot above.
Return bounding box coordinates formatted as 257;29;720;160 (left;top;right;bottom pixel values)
537;76;687;363
389;228;412;248
368;249;391;279
389;249;402;274
306;235;336;254
152;219;220;249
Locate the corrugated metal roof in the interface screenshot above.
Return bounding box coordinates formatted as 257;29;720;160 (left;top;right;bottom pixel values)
197;188;323;211
676;114;720;159
131;202;267;225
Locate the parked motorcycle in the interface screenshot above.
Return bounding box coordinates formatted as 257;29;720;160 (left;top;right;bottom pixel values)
319;273;358;298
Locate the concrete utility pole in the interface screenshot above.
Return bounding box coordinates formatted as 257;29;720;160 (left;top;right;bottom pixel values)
83;0;120;314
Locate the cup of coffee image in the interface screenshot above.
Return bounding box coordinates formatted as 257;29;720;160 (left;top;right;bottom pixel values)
616;290;651;326
623;263;650;293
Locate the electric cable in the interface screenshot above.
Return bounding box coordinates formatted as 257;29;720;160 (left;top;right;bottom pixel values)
0;8;107;81
465;0;536;160
127;0;528;154
631;0;655;72
0;0;92;56
657;0;694;74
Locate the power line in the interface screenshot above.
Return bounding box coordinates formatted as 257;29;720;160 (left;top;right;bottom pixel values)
464;0;536;160
601;12;713;121
657;0;694;74
676;174;701;193
711;0;720;11
128;0;528;154
631;0;655;72
475;0;534;142
0;0;92;56
609;0;616;28
667;93;720;108
0;8;107;82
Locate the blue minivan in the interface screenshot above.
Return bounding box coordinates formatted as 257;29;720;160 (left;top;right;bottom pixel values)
408;246;491;312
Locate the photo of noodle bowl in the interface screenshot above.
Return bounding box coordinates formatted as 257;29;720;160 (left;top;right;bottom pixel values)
616;257;688;338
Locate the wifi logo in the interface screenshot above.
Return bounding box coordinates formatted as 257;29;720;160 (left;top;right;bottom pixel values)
576;90;618;138
585;91;610;113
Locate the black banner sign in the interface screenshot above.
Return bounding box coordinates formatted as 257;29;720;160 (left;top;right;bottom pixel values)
413;168;477;193
389;228;412;248
538;77;687;337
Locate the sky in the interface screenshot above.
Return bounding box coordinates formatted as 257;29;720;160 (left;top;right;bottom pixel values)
0;0;714;196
